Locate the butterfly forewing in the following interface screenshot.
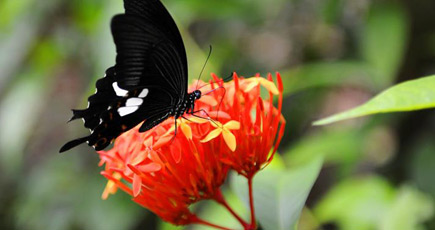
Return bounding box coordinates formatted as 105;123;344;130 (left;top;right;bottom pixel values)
60;0;188;152
123;0;187;62
111;14;187;98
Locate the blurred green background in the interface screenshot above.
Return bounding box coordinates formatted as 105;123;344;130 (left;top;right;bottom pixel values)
1;0;435;229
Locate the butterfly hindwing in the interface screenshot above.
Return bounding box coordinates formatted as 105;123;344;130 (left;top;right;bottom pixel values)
61;76;174;152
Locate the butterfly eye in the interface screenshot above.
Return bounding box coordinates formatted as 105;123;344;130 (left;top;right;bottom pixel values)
194;90;202;99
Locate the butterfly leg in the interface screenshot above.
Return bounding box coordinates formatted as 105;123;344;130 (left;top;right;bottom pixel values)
202;85;226;120
181;114;222;129
168;118;178;145
215;86;226;121
173;118;178;136
190;109;210;118
181;116;194;122
190;109;221;127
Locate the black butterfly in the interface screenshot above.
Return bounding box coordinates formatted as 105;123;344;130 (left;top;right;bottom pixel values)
60;0;203;152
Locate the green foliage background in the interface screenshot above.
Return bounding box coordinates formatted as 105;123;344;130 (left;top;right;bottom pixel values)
0;0;435;229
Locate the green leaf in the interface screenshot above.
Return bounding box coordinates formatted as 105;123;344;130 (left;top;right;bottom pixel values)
0;76;45;174
314;176;396;230
231;157;323;230
0;0;33;28
410;141;435;196
230;154;287;210
320;0;342;24
281;61;379;96
283;128;365;167
314;75;435;125
14;156;142;230
72;0;105;33
314;177;433;230
361;2;408;85
158;222;184;230
380;186;433;230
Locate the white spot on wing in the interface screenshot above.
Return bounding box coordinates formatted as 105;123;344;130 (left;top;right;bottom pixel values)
112;82;128;97
118;106;139;117
126;98;143;107
138;88;149;98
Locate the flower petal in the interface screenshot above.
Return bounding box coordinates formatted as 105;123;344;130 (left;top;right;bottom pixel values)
101;171;133;197
244;81;259;92
102;180;117;200
222;130;237;152
162;125;176;137
199;95;218;106
137;162;162;173
133;173;142;197
170;142;182;163
224;120;240;130
186;116;209;124
259;78;279;95
201;128;222;143
130;150;148;166
209;120;222;128
208;111;231;119
143;137;153;147
153;135;173;149
180;122;192;139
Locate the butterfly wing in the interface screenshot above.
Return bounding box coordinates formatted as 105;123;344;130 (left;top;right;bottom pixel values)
111;13;187;99
116;0;188;95
60;0;187;152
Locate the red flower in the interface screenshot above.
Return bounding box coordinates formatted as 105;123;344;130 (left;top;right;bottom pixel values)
97;88;237;225
201;72;285;178
97;72;285;227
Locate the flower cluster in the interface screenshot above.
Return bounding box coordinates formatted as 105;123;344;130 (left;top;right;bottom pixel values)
97;73;285;226
204;73;285;178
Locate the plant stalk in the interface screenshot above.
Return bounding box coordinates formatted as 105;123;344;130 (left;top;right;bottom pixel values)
214;189;249;229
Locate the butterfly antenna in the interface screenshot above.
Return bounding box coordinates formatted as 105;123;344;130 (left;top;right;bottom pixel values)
197;72;234;90
196;45;213;89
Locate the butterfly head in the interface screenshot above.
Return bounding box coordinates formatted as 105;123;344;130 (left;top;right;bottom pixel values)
193;90;202;99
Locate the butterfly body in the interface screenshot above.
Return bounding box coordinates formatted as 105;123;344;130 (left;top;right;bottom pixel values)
172;90;202;118
60;0;201;153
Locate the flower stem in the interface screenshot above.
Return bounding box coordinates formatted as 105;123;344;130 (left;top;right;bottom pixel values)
248;176;257;230
213;189;249;229
190;215;235;230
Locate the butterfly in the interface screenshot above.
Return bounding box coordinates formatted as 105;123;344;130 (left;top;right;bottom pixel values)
60;0;203;153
